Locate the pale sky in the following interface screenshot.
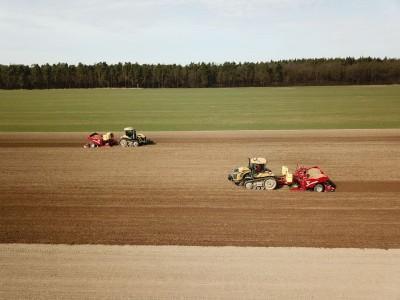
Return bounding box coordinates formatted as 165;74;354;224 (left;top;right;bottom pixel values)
1;0;399;65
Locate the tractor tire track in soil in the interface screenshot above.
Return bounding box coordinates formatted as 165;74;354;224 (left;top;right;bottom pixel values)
1;129;400;248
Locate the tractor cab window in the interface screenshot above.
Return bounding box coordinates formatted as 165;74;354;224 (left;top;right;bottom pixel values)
254;164;265;173
125;129;136;139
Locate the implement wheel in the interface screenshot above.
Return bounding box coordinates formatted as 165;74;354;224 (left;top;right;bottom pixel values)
314;183;325;192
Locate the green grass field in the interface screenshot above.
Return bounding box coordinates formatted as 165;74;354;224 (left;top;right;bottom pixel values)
0;85;399;131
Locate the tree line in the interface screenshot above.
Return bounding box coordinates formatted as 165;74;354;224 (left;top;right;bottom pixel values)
1;57;399;89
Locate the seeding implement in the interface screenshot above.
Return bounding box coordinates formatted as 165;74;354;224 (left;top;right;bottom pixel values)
279;165;336;192
83;132;117;148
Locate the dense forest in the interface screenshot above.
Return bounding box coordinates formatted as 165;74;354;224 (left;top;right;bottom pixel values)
1;57;399;89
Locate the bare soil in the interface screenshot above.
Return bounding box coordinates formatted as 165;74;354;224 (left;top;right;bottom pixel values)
1;244;400;300
1;129;400;248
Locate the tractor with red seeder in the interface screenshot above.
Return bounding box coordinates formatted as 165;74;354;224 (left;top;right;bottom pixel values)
228;158;336;192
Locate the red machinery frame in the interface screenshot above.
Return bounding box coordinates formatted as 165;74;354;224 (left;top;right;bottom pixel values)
278;165;336;192
84;132;117;148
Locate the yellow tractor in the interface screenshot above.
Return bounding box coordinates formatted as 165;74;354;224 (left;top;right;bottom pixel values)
119;127;148;147
228;157;278;190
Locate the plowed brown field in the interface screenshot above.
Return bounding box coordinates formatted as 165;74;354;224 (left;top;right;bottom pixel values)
1;130;400;248
2;245;399;300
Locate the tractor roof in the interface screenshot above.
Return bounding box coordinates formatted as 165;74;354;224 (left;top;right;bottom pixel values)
124;127;134;131
250;157;266;164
